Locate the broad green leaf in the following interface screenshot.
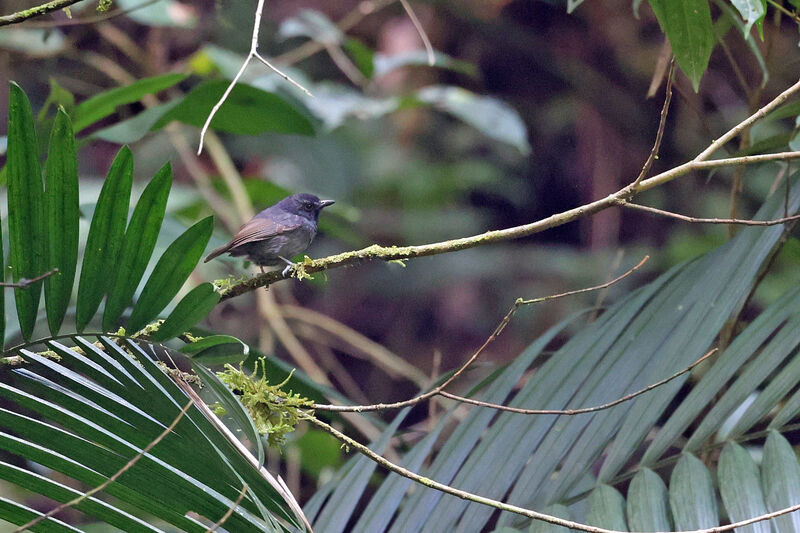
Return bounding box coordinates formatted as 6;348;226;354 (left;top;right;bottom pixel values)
153;81;314;136
730;0;765;37
180;334;248;364
585;485;627;531
43;108;79;335
150;283;220;342
6;82;45;342
416;86;530;155
344;38;375;79
761;431;800;533
626;468;671;532
127;216;213;333
91;100;180;144
75;146;133;331
103;163;172;331
72;73;187;132
648;0;714;91
669;454;718;529
718;442;772;533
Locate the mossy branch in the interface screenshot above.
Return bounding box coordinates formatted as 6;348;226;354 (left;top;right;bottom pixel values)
0;0;87;26
218;149;800;301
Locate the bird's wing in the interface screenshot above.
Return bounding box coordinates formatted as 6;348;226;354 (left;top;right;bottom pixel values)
227;216;300;249
204;210;304;263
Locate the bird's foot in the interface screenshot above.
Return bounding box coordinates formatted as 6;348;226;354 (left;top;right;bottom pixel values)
279;256;295;277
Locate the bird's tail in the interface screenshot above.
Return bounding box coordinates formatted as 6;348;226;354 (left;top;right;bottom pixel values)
204;244;231;263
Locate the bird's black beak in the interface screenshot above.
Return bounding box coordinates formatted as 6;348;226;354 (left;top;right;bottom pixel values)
318;200;335;209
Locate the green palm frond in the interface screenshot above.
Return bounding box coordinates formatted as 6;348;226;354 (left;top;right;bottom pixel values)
4;82;215;343
309;172;800;533
0;335;307;532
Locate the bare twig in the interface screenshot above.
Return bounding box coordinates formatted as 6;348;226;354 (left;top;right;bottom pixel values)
1;268;59;288
308;414;800;533
439;348;717;415
624;202;800;226
516;255;649;306
14;400;194;532
197;0;311;155
313;256;649;413
399;0;435;66
204;483;248;533
632;58;675;188
0;0;85;27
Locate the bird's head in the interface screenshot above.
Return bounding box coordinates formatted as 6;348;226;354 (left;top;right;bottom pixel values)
278;193;335;221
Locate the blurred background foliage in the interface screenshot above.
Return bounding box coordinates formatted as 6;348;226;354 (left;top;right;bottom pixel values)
1;0;800;523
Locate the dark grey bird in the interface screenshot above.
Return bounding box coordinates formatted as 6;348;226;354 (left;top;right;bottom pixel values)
204;193;335;275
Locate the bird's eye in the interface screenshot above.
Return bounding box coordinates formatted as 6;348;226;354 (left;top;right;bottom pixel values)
303;202;314;210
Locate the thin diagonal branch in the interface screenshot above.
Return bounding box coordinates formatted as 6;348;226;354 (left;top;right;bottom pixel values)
439;348;716;415
632;58;675;188
313;256;649;413
0;268;59;288
399;0;434;65
197;0;311;155
624;202;800;226
694;78;800;162
0;0;85;27
14;400;194;532
204;483;248;533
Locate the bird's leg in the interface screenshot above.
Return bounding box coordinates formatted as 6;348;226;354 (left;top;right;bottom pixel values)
278;256;295;277
258;265;269;291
